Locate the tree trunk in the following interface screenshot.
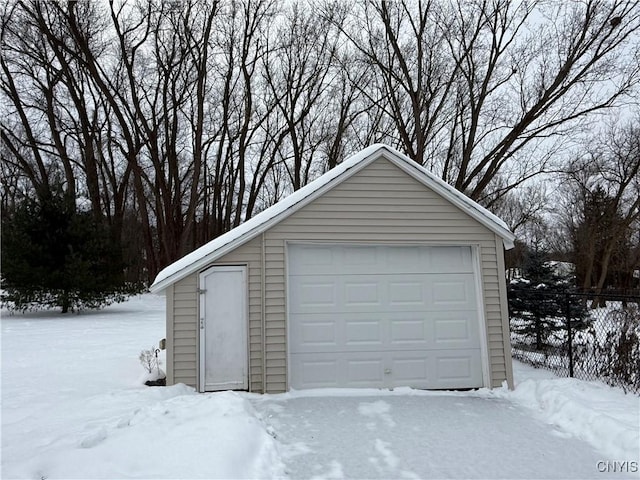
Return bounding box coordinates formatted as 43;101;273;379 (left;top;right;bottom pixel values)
535;316;543;350
61;292;70;314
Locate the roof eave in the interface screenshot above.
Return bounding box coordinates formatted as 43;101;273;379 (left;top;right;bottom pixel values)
148;227;264;293
150;143;516;292
148;150;381;292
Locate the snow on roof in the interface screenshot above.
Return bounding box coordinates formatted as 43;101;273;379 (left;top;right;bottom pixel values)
150;144;515;292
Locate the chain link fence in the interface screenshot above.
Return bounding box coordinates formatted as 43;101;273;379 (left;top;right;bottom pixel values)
509;292;640;393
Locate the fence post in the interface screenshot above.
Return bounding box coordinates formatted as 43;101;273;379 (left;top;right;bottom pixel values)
565;292;574;378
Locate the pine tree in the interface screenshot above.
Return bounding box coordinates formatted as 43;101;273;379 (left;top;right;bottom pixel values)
508;249;587;350
1;193;137;313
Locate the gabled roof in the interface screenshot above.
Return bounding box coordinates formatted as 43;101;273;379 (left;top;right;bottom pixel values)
150;144;515;292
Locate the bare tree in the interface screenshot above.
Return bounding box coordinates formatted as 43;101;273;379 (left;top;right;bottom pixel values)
201;0;277;236
331;0;640;203
561;119;640;302
262;1;340;191
3;0;639;286
1;0;62;201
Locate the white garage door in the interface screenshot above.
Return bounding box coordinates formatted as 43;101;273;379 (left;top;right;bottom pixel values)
288;244;484;389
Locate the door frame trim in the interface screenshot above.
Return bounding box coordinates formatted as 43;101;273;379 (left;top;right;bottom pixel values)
471;244;491;387
198;264;249;393
284;241;489;390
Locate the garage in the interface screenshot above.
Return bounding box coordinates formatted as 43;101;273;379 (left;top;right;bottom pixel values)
150;144;515;393
288;243;485;389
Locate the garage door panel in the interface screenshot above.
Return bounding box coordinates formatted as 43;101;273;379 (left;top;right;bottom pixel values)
292;356;339;389
344;281;381;307
430;274;477;310
290;349;483;389
436;356;472;380
346;357;385;385
288;244;484;389
289;313;339;353
291;273;476;314
430;246;473;272
291;313;480;352
288;245;335;275
291;312;385;353
292;317;337;350
432;280;470;303
293;311;457;352
388;281;425;306
432;351;483;388
390;355;429;387
343;245;378;267
291;274;426;314
390;350;483;389
288;244;474;276
293;279;337;309
432;312;479;348
389;317;428;346
290;352;387;389
385;245;431;272
345;319;382;346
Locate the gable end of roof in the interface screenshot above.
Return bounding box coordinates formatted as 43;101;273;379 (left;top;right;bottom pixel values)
376;148;515;249
150;144;515;292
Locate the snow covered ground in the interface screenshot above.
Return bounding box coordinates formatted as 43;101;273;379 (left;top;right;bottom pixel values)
2;294;638;479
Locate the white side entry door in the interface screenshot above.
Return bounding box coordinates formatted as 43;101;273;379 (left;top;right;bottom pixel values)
199;265;248;392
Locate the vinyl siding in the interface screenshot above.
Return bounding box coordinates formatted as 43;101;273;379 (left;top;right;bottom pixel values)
262;156;509;391
165;285;174;385
166;237;264;392
496;233;515;388
171;274;197;387
167;154;512;392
